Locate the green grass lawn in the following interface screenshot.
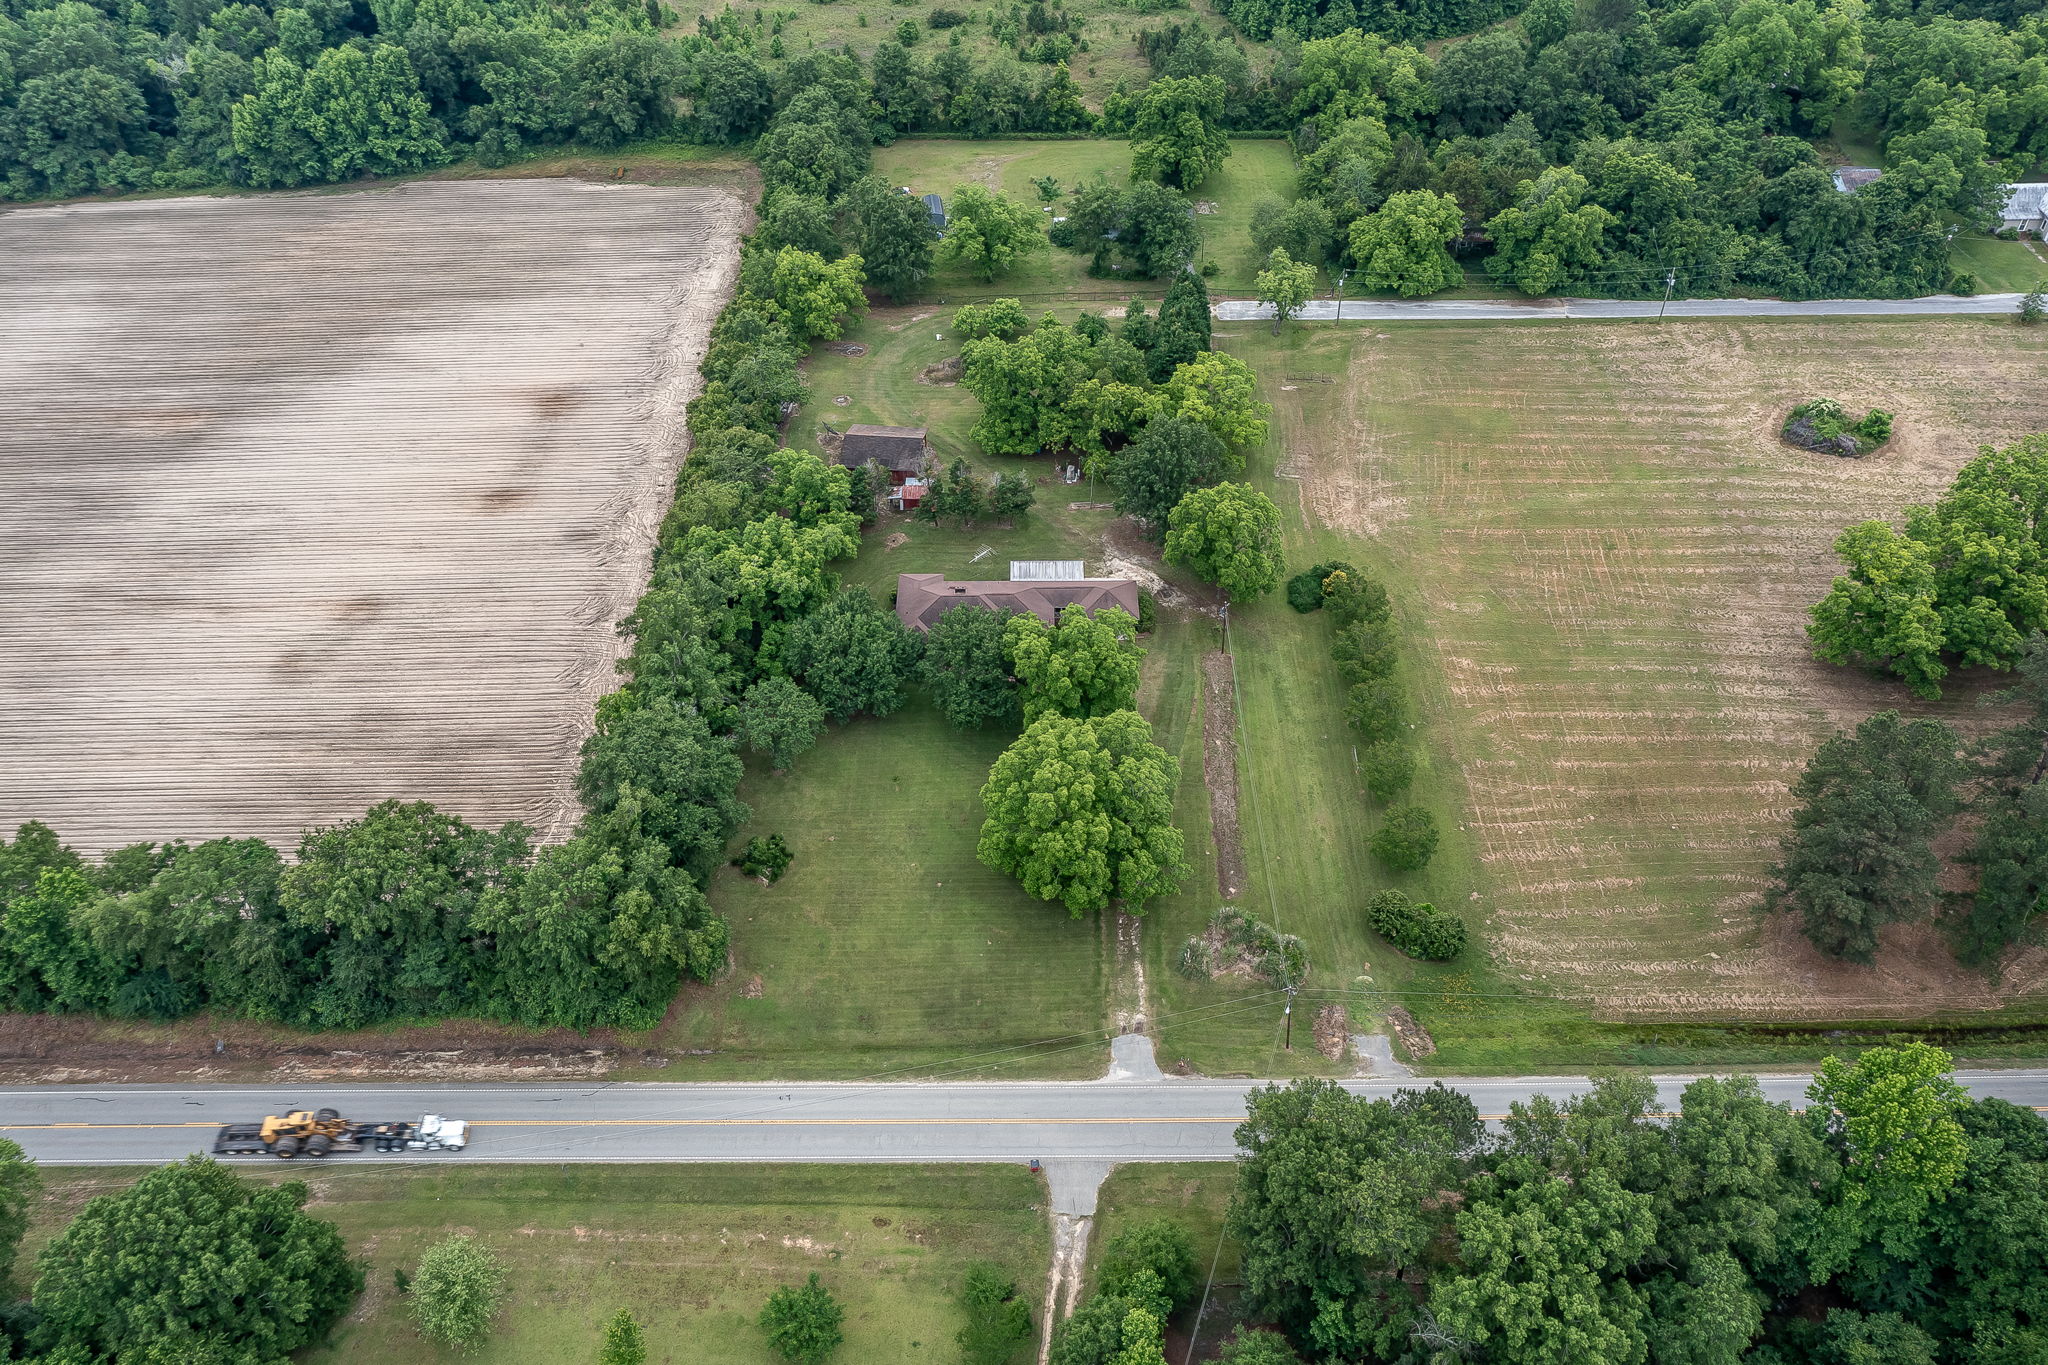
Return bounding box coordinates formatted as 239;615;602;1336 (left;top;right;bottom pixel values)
873;137;1301;303
1950;233;2048;294
19;1165;1048;1365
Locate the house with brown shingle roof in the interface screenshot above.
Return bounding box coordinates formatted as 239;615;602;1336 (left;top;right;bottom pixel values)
894;573;1141;633
838;425;929;484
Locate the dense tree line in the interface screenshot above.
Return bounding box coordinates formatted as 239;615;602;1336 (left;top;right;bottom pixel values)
1148;0;2041;297
1769;633;2048;968
1222;1046;2048;1365
0;0;689;200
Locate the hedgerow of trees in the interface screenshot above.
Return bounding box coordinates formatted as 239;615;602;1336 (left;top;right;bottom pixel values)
1225;1046;2048;1365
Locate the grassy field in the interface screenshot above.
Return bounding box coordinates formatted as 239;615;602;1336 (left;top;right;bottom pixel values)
1950;233;2048;294
1223;315;2048;1058
874;137;1300;300
18;1165;1048;1365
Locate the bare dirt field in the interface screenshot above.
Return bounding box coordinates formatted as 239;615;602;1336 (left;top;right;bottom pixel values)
1264;317;2048;1018
0;180;744;855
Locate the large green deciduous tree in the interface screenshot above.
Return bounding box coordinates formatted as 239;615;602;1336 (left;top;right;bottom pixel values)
280;800;529;1030
1164;483;1286;600
1004;603;1144;721
939;184;1047;281
1348;189;1464;297
1129;74;1230;188
850;176;939;302
1255;247;1318;333
32;1157;360;1361
1429;1157;1656;1365
737;675;827;770
1483;167;1615;295
784;586;924;723
1807;1043;1969;1257
1160;352;1271;453
977;710;1187;915
1765;711;1962;963
922;604;1023;730
1111;415;1233;530
1228;1079;1482;1359
1807;520;1948;699
577;701;749;885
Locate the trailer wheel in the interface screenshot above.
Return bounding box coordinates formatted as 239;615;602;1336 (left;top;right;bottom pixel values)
273;1136;301;1159
315;1107;340;1121
305;1135;332;1158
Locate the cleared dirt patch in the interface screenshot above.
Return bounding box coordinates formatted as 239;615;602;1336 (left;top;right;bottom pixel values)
0;180;743;854
1279;318;2048;1017
1200;652;1249;900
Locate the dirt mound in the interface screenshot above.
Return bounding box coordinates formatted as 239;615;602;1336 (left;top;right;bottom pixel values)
917;356;963;385
1313;1004;1350;1060
1387;1007;1436;1060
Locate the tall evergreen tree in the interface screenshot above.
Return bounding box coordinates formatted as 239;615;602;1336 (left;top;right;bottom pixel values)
1766;711;1963;963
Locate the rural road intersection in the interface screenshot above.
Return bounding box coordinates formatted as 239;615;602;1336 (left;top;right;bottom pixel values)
1212;292;2029;322
8;1067;2048;1213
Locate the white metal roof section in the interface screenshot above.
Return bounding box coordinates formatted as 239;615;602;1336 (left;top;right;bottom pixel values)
1010;560;1087;581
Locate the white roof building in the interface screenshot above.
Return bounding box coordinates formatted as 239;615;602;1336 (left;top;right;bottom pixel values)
1999;183;2048;231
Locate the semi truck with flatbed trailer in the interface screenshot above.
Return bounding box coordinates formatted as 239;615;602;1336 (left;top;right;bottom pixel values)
212;1108;469;1158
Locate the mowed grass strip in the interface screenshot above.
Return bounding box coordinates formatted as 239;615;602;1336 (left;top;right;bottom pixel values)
18;1164;1048;1365
1235;316;2048;1028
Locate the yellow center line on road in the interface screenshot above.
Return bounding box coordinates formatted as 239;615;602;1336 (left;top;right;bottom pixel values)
6;1107;2045;1134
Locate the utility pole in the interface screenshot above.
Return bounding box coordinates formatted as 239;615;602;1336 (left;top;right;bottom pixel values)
1659;268;1676;319
1282;986;1295;1050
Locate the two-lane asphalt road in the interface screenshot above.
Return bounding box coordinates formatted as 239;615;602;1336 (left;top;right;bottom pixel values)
7;1071;2048;1167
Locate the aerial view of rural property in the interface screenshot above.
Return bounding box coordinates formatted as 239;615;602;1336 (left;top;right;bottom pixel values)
5;0;2048;1355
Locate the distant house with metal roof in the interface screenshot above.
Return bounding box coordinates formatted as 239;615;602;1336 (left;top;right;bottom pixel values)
2000;183;2048;233
1831;167;1882;194
922;193;945;230
837;424;929;483
894;573;1140;632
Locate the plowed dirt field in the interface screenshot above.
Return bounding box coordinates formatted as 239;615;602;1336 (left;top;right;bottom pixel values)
0;180;743;854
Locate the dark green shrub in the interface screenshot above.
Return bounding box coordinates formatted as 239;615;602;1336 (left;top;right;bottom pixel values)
759;1274;843;1364
928;6;968;24
1323;569;1391;626
1369;806;1439;871
1204;907;1307;984
958;1264;1032;1365
1345;678;1406;744
1359;741;1414;800
1137;589;1157;633
1857;409;1893;444
1366;888;1465;960
1285;560;1355;612
1099;1220;1198;1308
1332;617;1398;684
734;834;794;882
